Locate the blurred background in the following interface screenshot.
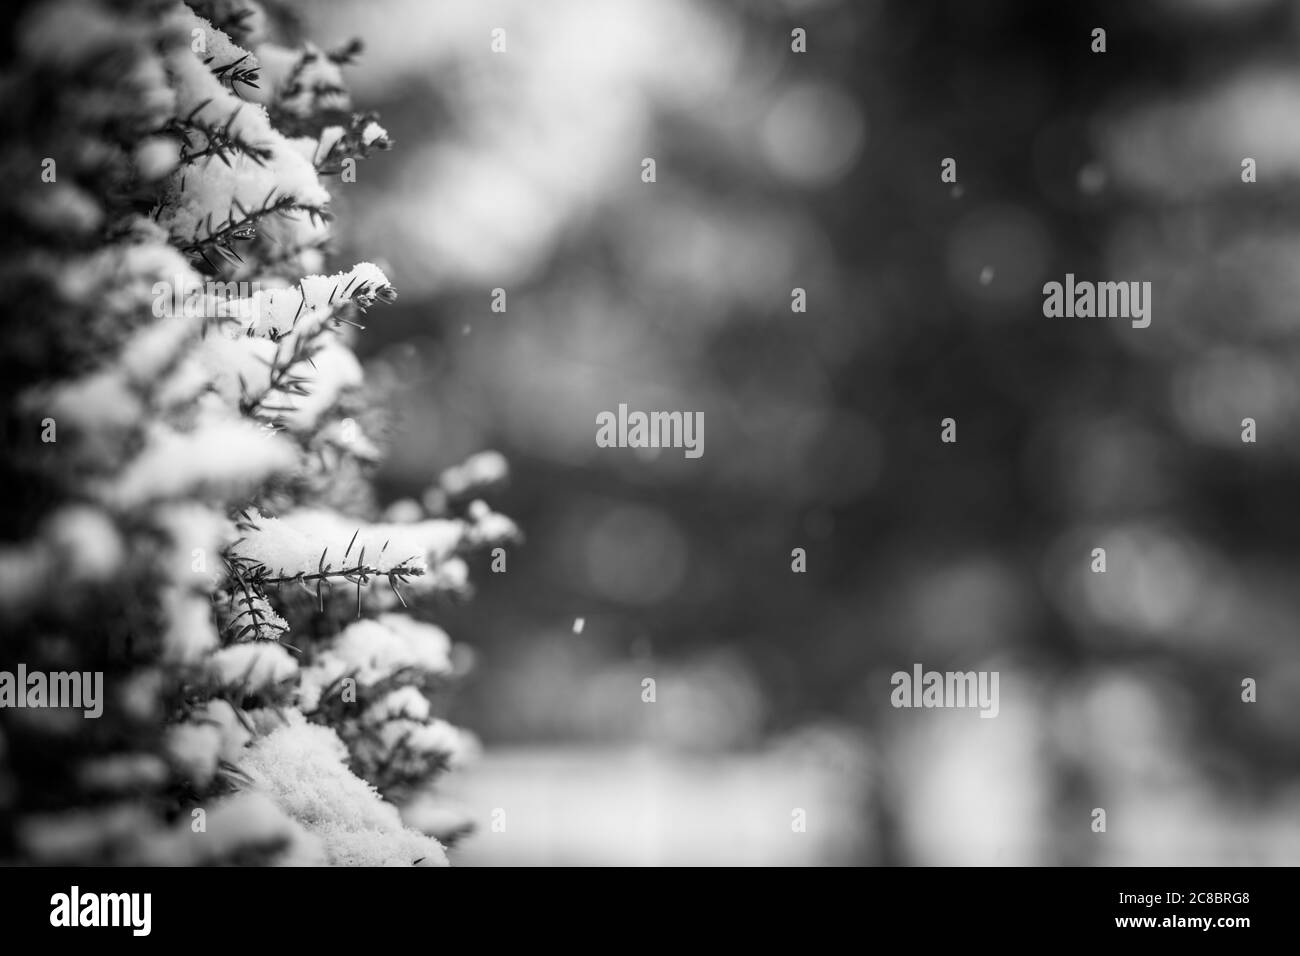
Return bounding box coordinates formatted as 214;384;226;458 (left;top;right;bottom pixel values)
317;0;1300;864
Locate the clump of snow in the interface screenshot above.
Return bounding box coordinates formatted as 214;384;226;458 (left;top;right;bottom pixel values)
206;641;298;691
424;555;469;593
166;720;222;788
350;711;479;790
193;333;278;404
332;613;454;677
135;136;180;181
363;685;431;723
44;370;142;432
119;314;201;383
40;506;123;584
278;339;362;431
237;710;448;866
299;613;454;711
440;450;509;496
107;419;297;507
159;587;218;663
372;717;471;765
381;498;424;523
165;698;252;788
185;9;260;78
225;262;393;338
153;502;232;590
463;499;520;547
19;182;103;236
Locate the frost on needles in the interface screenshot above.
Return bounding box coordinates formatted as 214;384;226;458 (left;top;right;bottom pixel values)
0;0;516;866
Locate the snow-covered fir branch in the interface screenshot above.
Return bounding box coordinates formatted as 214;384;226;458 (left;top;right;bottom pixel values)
0;0;514;867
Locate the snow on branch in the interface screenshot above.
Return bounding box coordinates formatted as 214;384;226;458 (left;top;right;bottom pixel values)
3;0;510;867
105;418;297;508
221;261;395;339
236;711;449;866
157;8;328;262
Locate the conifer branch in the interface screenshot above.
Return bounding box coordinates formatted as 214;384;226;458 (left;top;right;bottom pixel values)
207;52;260;92
177;193;330;259
224;549;425;618
239;332;324;419
315;112;392;176
226;562;288;642
167;103;273;167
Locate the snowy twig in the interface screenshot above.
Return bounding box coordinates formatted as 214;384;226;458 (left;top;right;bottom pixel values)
239;332;324;419
315;112;392;176
225;546;426;618
207;52;260;92
225;566;289;641
177;192;329;261
168;102;274;167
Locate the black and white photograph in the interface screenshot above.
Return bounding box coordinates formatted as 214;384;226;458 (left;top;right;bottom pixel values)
0;0;1292;932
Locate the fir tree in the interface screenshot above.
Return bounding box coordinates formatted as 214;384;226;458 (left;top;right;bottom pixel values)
0;0;515;865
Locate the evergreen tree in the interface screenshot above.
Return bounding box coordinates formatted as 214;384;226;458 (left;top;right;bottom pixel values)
0;0;515;865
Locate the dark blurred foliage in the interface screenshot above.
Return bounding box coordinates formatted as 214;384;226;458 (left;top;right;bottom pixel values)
318;0;1300;863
